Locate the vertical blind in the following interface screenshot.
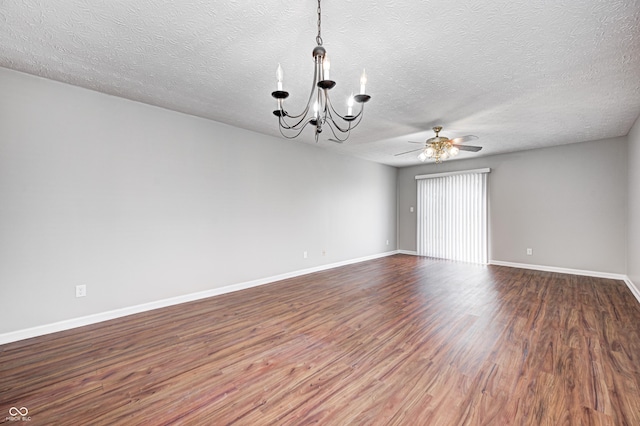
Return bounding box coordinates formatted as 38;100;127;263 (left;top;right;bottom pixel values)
416;168;490;264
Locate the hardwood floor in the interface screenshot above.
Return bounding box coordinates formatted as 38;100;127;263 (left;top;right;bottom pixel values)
2;255;640;425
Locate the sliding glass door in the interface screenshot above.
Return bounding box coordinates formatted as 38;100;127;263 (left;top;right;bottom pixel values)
416;169;489;264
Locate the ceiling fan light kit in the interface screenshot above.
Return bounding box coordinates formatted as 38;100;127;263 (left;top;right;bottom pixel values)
271;0;370;143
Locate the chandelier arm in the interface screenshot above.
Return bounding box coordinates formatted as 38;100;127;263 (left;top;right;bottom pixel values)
350;105;366;127
277;117;315;139
323;119;351;142
277;111;305;130
325;95;366;129
278;108;314;130
323;105;365;141
280;102;312;123
279;59;321;122
322;104;352;134
325;112;364;136
328;98;366;132
325;95;352;124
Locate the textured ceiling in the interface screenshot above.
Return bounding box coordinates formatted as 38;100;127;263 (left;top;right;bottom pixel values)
1;0;639;167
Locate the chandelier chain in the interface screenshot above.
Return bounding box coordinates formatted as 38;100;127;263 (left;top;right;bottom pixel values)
316;0;323;45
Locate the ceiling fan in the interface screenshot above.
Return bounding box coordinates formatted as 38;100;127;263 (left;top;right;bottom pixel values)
395;126;482;163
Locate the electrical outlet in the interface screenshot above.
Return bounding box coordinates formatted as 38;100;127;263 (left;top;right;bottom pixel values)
526;248;533;256
303;251;308;259
76;285;86;298
322;250;326;256
386;240;389;245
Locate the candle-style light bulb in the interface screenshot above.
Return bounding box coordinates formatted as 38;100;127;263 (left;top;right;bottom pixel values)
313;101;319;118
360;69;367;94
323;55;330;80
276;64;283;91
347;94;354;116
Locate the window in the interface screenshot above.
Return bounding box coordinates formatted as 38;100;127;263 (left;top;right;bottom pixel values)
416;168;490;264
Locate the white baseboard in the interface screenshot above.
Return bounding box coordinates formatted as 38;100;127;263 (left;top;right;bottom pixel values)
489;260;627;280
624;277;640;304
397;250;418;256
0;250;400;346
490;260;639;304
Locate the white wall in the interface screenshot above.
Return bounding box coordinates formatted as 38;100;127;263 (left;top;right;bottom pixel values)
0;67;397;334
398;138;628;274
628;114;640;287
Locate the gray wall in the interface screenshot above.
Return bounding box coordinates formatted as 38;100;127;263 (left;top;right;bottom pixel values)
398;138;628;274
628;114;640;286
0;68;397;334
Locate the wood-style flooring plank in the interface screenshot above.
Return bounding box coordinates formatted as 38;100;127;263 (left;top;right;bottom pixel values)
2;255;640;425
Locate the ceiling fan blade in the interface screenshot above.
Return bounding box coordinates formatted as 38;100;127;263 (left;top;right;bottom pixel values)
408;141;425;144
394;148;424;156
450;135;479;144
455;145;483;152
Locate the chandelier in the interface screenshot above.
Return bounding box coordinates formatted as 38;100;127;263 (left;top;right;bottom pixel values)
418;127;460;163
271;0;371;142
